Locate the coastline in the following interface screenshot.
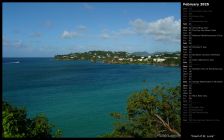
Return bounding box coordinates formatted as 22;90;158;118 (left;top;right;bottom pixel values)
55;59;180;67
54;51;180;67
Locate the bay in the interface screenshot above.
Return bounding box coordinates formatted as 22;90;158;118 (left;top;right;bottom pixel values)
3;58;180;137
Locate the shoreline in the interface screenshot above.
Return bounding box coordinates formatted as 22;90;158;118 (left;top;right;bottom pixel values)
55;59;180;67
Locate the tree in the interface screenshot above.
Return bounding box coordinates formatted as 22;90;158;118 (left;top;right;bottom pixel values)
2;101;62;138
102;84;181;138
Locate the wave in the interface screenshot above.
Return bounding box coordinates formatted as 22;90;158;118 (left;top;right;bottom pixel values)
4;61;20;64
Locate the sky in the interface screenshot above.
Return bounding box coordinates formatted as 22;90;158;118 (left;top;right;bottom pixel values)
3;2;180;57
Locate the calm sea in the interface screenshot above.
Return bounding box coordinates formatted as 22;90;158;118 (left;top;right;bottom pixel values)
3;58;180;137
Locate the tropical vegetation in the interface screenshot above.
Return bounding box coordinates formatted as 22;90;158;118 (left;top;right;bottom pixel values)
101;84;181;138
2;101;62;138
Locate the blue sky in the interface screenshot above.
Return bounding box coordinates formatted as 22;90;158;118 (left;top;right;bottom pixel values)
3;2;180;57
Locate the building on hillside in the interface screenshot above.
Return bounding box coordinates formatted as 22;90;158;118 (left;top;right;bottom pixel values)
153;58;166;62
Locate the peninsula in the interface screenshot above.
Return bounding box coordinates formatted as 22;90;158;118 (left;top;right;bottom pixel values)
54;51;180;66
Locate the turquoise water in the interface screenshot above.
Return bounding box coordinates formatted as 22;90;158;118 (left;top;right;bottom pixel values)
3;58;180;137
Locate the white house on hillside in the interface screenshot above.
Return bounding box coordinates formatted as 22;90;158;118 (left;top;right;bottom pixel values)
153;58;166;62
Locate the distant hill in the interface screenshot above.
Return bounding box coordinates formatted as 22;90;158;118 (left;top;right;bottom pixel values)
55;50;180;66
131;51;151;56
131;51;180;56
152;51;180;55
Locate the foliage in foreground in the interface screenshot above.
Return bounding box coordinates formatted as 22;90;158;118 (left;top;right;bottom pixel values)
2;102;62;138
102;85;181;138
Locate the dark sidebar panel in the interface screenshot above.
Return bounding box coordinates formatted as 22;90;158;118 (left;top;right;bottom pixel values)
181;0;223;139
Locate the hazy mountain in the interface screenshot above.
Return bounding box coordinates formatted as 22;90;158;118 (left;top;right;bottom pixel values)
151;51;181;55
131;51;151;56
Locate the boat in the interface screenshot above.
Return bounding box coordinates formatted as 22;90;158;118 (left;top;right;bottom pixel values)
11;61;20;64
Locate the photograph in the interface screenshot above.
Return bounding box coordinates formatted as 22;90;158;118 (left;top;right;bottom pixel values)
3;2;181;138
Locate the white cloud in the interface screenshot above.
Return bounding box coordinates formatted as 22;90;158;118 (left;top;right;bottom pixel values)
100;33;111;39
14;40;23;47
61;25;87;39
3;38;24;48
130;16;180;42
77;25;87;32
100;29;113;39
61;30;79;39
99;16;180;43
130;18;147;33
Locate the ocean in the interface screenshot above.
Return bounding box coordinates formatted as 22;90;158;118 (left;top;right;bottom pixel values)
2;58;180;137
